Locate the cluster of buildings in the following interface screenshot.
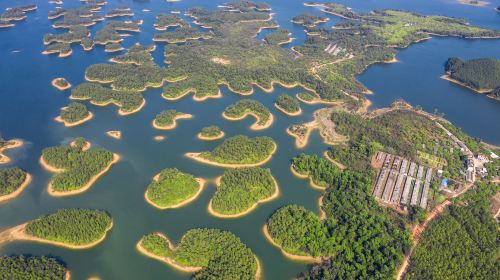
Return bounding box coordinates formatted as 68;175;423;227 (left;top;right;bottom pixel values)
373;152;434;210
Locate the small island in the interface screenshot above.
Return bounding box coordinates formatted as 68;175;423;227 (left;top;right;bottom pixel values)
0;209;113;249
223;99;273;130
0;138;23;164
197;125;224;141
0;168;31;203
55;102;93;127
186;135;276;168
106;130;121;140
154;13;186;30
137;228;260;279
42;42;72;58
275;94;302;116
51;77;71;90
442;57;500;101
40;138;119;196
152;110;192;130
144;168;204;209
209;167;279;218
104;43;124;53
291;13;328;27
0;255;69;279
105;7;134;18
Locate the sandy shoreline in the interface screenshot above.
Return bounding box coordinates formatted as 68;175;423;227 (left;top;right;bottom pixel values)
145;177;206;210
152;114;193;130
42;153;120;197
136;233;203;273
207;177;279;218
163;89;223;102
55;111;94;127
119;99;146;116
323;150;346;170
185;142;277;168
290;165;326;190
0;173;32;203
274;103;302;116
197;131;225;141
106;131;122;140
51;78;72;90
262;224;322;263
440;74;492;94
222;111;274;130
286;125;313;149
0;221;113;250
0;139;23;164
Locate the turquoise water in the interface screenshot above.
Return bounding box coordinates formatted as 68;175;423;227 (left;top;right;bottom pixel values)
0;1;498;279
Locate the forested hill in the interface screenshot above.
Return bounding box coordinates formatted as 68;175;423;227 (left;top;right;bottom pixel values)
445;57;500;94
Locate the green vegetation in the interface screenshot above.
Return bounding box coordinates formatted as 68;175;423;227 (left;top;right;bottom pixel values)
0;167;27;196
53;78;70;88
297;92;315;102
199;125;223;138
275;94;301;114
264;28;292;45
44;42;71;56
52;11;102;28
0;255;67;279
81;37;94;50
26;209;112;246
328;108;465;179
94;27;121;44
41;139;115;192
319;2;359;19
44;25;89;45
445;57;500;99
139;228;258;279
0;5;36;21
154;26;213;43
268;162;410;279
224;99;271;127
406;183;499;280
146;168;200;208
155;13;186;30
153;110;190;128
292;13;327;27
111;44;155;65
105;43;123;53
59;102;90;124
106;20;141;32
71;82;144;114
105;7;133;18
198;135;275;165
211;167;276;215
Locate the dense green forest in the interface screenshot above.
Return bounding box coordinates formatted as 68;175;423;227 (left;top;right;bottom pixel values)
111;44;155;65
406;183;499;280
154;26;213;44
291;154;343;189
44;25;89;45
275;94;301;114
71;82;144;114
224;99;271;126
106;20;141;32
53;78;70;88
44;42;71;56
155;13;186;30
445;57;500;90
269;153;411;279
264;28;291;45
59;102;90;124
199;125;223;138
104;43;123;52
0;255;67;279
211;167;276;215
41;139;115;192
0;167;27;196
139;228;258;279
145;168;200;208
94;27;121;45
153;109;189;128
198;135;276;164
26;209;112;245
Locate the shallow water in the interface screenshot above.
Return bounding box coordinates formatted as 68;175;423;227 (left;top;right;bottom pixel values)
0;0;498;279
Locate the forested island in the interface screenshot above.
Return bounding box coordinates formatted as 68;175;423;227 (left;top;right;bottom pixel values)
51;77;71;90
186;135;276;167
145;168;204;209
197;125;224;140
154;13;186;30
137;228;260;279
264;28;292;45
104;43;124;53
110;44;155;65
0;209;113;249
0;255;68;279
153;26;213;44
223;99;273;130
0;138;23;164
209;167;278;218
291;13;328;27
443;57;500;100
40;138;119;196
0;168;31;203
152;110;192;130
55;102;93;127
275;94;302;116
